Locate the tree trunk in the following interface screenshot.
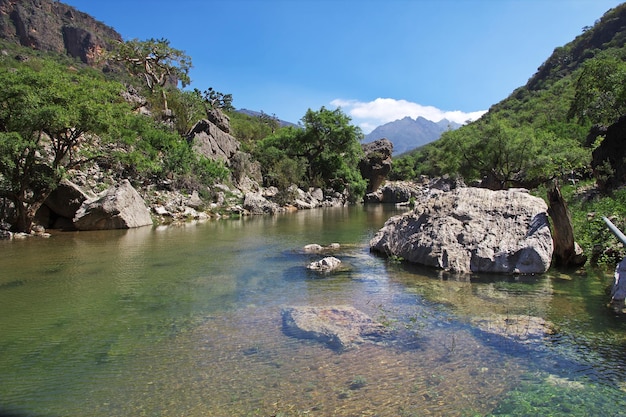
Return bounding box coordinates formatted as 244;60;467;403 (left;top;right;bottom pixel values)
14;200;33;233
547;181;585;267
162;89;169;113
13;188;52;233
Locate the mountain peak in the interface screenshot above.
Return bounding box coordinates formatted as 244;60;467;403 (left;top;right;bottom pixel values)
364;116;461;155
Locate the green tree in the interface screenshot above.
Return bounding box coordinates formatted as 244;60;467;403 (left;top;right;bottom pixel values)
0;60;128;232
199;87;234;113
426;115;589;189
257;111;280;133
253;107;366;200
114;38;192;112
299;107;365;192
228;111;280;151
167;89;206;135
568;56;626;125
253;126;305;187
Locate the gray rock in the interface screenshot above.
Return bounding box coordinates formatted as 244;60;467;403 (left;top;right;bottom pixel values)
187;119;240;164
42;179;95;223
380;182;420;203
610;257;626;313
243;192;279;215
359;138;393;193
206;108;231;133
281;306;390;351
0;0;122;65
310;188;324;202
429;175;465;192
186;190;203;210
73;180;153;230
303;244;324;252
230;151;262;191
307;256;342;272
370;187;553;274
304;243;341;253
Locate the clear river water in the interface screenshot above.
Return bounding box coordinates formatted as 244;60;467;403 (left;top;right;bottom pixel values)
1;204;626;417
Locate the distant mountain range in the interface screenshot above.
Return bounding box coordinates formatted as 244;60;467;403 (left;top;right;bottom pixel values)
364;116;461;156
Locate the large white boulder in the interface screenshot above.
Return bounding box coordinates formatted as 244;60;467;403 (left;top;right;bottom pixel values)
370;187;553;274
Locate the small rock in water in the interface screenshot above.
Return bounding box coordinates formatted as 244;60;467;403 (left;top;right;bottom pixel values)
307;256;342;272
303;244;324;252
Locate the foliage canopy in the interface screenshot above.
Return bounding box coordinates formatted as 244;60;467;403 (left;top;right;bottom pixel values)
0;59;129;232
253;107;366;200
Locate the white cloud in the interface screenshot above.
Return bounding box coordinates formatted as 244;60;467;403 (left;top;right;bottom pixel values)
330;97;487;134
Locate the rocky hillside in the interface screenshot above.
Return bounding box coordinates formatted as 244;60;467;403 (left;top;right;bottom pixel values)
491;4;626;114
0;0;121;65
364;116;460;156
525;5;626;93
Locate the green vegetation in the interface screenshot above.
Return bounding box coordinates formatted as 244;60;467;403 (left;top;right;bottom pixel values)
348;375;368;390
252;107;367;201
0;59;129;232
4;2;626;256
390;4;626;265
489;373;626;417
0;31;368;232
0;44;228;232
557;181;626;265
568;56;626;126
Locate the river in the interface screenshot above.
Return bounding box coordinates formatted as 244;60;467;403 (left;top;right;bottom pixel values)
1;205;626;416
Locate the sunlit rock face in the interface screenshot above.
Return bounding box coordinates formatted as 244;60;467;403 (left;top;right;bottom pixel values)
0;0;122;65
370;187;553;274
73;180;152;230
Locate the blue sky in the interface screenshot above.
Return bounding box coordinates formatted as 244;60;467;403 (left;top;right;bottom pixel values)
63;0;623;133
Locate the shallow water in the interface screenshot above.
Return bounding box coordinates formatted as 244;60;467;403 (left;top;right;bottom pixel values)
1;205;626;416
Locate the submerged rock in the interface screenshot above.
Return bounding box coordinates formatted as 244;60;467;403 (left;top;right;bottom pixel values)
471;314;555;343
281;306;391;351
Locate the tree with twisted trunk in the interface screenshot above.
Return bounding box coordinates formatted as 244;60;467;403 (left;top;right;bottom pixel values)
114;38;192;113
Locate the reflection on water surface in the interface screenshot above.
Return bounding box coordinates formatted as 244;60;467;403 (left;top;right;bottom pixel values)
1;205;626;416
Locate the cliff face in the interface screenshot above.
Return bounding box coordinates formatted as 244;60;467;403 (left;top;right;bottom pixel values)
0;0;122;64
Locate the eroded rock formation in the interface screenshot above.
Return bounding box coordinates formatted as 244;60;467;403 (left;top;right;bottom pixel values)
359;138;393;193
